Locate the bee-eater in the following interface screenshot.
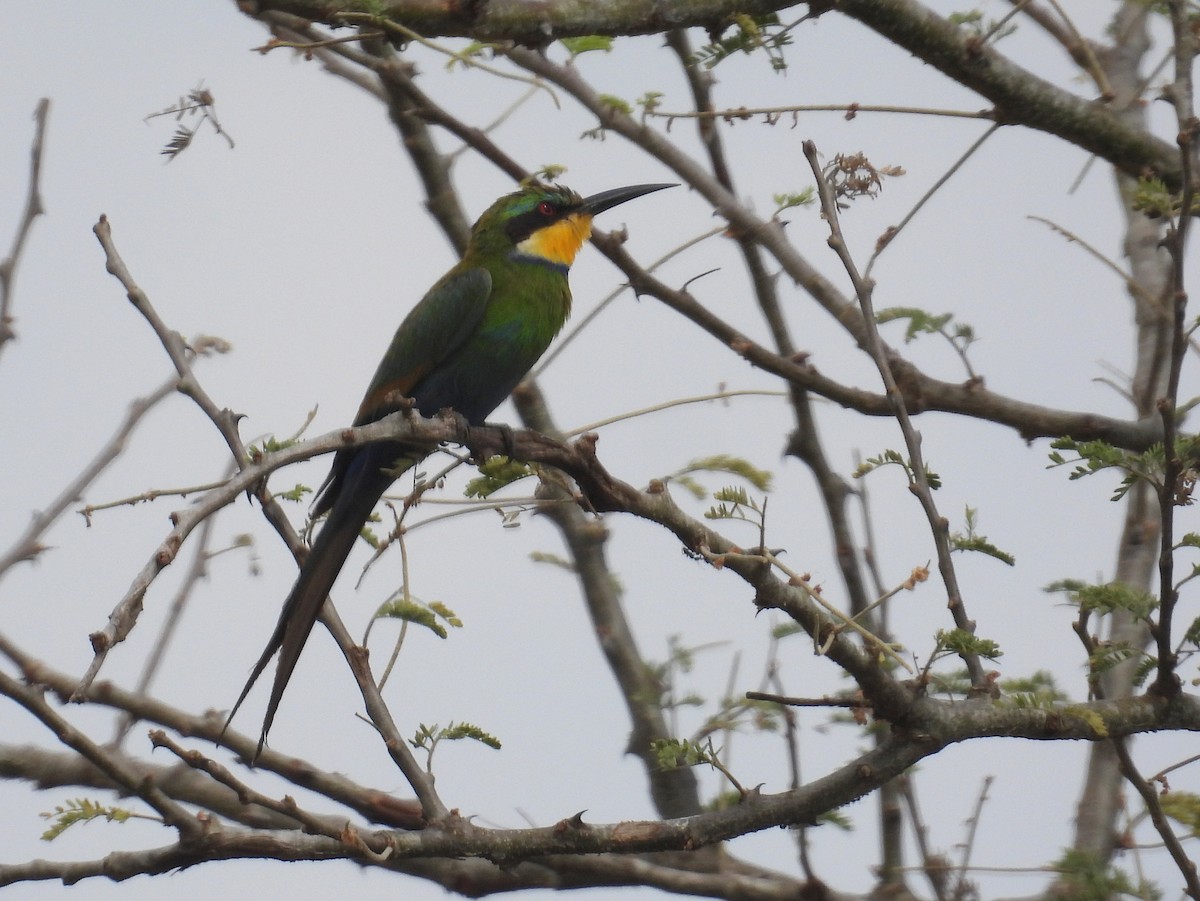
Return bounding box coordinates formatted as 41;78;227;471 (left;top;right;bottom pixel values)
226;182;674;759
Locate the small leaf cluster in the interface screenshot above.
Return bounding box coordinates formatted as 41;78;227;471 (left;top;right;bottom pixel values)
877;306;977;352
853;449;942;490
1047;438;1175;502
374;597;462;640
673;454;773;500
1045;579;1159;620
40;798;139;841
652;737;719;770
951;507;1015;566
144;84;235;161
1131;175;1200;219
1000;670;1066;705
772;189;816;215
465;456;534;498
691;13;792;72
1052;849;1159;901
705;486;764;524
411;721;501;756
1045;579;1161;686
597;93;633;116
1160;791;1200;837
933;628;1003;661
274;483;311;503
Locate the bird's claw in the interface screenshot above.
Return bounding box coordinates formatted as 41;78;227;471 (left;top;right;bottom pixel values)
481;420;517;459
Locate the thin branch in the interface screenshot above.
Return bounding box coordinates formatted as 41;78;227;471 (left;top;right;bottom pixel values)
564;388;786;438
802;139;985;689
0;377;178;579
0;670;201;838
0;98;49;364
648;102;994;123
1112;736;1200;900
952;775;992;901
109;506;223;748
1153;0;1197;699
866;123;1001;277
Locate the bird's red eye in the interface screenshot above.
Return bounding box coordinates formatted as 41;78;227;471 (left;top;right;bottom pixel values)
537;200;555;217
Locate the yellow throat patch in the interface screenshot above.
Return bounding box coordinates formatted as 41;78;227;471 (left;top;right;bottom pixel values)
517;212;593;268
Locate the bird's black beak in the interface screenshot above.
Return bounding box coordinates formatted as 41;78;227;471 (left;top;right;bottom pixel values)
582;183;676;216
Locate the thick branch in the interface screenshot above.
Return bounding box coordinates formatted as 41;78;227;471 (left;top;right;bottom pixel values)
239;0;800;42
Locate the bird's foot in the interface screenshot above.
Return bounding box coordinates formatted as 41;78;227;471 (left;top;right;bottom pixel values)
480;420;517;459
440;410;517;461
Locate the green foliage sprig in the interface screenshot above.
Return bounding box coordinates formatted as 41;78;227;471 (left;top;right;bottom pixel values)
854;449;942;489
465;456;535;498
374;596;463;640
951;507;1015;565
691;13;792;72
40;799;150;841
411;722;502;772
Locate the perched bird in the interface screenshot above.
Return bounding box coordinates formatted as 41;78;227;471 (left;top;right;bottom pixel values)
225;182;674;759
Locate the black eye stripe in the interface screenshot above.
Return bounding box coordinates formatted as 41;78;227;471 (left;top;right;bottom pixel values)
506;205;565;243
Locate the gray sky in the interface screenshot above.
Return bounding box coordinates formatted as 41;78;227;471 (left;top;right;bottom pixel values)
1;3;1193;899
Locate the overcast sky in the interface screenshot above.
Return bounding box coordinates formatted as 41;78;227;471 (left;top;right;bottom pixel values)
1;3;1194;900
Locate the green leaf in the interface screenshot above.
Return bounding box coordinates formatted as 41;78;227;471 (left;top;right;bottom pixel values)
705;485;766;522
1161;791;1200;836
559;35;613;56
772;622;805;640
597;93;633;115
410;721;501;751
950;506;1015;565
672;474;708;500
935;628;1002;660
1063;704;1109;738
1048;437;1169;501
1184;615;1200;647
817;809;853;830
1087;643;1143;677
1052;849;1157;901
1132;175;1197;219
690;12;790;72
773;189;816;214
465;456;533;498
427;600;463;629
41;799;135;841
637;91;665;115
712;485;751;507
275;483;311;503
1001;670;1068;707
1131;653;1159;687
374;597;463;639
876;306;953;343
439;721;502;749
529;550;577;572
854;448;941;488
1050;580;1159;619
677;454;773;491
651;737;714;769
951;534;1015;565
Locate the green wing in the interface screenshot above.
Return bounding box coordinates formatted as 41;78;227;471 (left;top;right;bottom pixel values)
355;266;492;425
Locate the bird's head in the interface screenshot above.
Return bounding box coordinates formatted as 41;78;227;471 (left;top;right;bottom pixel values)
471;182;675;271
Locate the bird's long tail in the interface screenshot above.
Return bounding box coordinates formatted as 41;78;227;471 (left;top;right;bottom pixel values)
223;444;416;761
